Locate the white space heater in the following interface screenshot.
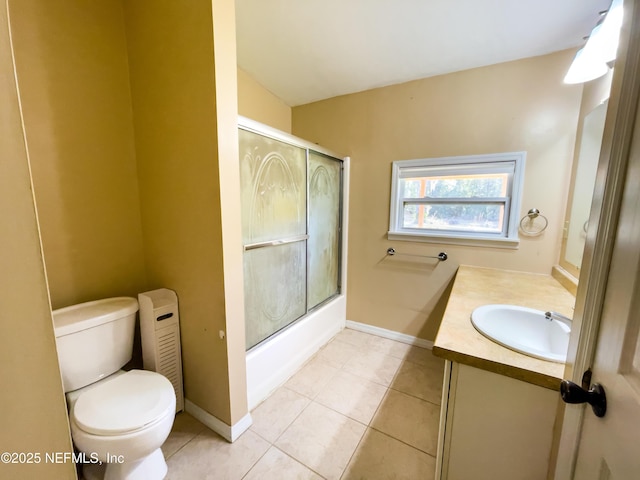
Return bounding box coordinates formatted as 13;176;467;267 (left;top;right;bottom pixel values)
138;288;184;413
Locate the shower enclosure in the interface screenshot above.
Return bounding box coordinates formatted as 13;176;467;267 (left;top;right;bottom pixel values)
239;117;348;408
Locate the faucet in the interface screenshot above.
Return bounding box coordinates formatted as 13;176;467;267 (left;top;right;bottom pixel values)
545;311;572;323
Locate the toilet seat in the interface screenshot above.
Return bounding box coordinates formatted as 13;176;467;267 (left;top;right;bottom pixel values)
73;370;175;436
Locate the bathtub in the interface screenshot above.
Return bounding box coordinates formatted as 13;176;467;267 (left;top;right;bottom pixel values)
245;293;346;409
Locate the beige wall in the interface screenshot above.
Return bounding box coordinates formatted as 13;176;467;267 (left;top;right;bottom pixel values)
293;50;583;341
124;0;247;425
211;0;249;424
1;1;75;478
9;0;247;430
1;0;583;446
238;67;292;133
9;0;147;309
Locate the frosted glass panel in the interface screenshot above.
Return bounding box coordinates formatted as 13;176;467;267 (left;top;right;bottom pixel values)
244;241;307;349
308;151;341;309
239;127;343;350
239;129;306;244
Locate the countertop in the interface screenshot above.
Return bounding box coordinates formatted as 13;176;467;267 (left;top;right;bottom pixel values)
432;265;576;390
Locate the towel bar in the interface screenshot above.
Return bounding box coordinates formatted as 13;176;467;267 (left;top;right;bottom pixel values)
386;247;447;261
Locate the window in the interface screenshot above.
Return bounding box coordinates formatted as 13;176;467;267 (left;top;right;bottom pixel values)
388;152;525;248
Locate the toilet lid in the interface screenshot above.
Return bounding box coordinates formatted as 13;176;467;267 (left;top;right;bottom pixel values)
73;370;175;436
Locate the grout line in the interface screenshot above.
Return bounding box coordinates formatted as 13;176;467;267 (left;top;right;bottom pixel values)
338;424;368;480
273;445;326;480
278;446;328;479
269;395;313;445
367;427;438;459
165;330;443;478
164;424;208;461
386;383;443;408
248;385;313;446
239;442;272;480
243;400;320;479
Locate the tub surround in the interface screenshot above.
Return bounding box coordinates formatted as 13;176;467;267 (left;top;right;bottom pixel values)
433;265;576;390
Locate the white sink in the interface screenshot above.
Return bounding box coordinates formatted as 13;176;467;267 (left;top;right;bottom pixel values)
470;304;571;363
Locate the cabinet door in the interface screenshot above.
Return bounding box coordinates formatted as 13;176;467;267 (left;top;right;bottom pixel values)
440;363;557;480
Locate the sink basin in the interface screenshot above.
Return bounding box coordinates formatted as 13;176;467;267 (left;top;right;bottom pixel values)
470;304;571;363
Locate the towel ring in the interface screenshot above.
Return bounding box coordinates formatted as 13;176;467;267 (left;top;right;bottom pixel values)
519;208;548;236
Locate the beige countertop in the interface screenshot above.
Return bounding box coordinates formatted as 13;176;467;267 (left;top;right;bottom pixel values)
432;265;576;390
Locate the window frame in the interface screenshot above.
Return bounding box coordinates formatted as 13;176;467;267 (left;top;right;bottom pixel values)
388;152;526;248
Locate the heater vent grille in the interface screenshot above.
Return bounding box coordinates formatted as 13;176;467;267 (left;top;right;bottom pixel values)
157;326;182;407
139;289;184;413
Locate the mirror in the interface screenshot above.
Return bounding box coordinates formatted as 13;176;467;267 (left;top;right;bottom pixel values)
560;99;609;279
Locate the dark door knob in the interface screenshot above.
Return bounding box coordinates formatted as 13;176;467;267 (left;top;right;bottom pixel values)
560;380;607;418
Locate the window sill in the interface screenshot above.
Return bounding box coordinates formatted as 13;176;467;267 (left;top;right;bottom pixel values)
387;231;520;249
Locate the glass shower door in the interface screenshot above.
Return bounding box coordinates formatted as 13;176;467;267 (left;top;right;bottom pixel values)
308;151;342;310
239;129;307;349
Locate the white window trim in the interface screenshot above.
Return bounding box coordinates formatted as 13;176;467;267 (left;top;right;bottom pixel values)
388;152;526;249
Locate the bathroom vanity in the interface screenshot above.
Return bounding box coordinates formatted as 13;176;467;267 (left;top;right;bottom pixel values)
433;266;575;480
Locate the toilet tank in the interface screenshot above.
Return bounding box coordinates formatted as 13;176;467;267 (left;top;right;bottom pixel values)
52;297;138;393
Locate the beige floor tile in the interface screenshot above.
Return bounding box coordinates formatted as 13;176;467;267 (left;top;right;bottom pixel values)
314;337;360;368
285;356;340;399
405;346;438;367
342;350;403;386
315;370;387;425
163;335;445;479
365;335;412;359
275;402;366;480
162;412;207;459
391;358;444;405
243;447;323;480
342;429;436;480
250;386;310;442
333;328;374;348
419;349;446;374
371;389;440;455
166;429;269;480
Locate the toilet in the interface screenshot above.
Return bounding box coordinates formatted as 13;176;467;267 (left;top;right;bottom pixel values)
53;297;176;480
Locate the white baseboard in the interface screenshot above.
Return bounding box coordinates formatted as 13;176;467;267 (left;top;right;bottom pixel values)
184;399;252;442
345;320;433;349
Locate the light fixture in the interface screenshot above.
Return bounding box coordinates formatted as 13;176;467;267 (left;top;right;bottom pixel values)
564;47;610;84
598;0;624;62
564;0;623;84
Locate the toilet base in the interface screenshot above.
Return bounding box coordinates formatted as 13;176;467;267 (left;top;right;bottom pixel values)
82;448;167;480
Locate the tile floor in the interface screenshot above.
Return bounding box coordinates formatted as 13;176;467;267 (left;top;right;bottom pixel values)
161;328;445;480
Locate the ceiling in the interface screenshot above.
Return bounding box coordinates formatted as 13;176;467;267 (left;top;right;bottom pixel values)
236;0;612;107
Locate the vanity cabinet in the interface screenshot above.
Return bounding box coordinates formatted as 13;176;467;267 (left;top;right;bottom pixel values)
436;361;558;480
432;266;575;480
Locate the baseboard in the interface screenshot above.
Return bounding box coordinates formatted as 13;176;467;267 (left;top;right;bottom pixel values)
184;399;252;442
345;320;433;349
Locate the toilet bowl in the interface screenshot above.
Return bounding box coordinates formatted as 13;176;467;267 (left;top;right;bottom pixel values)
52;297;177;480
68;370;176;480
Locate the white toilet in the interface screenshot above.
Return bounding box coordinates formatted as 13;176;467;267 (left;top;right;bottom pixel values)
53;297;176;480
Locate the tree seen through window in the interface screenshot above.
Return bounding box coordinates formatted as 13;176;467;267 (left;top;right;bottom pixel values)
402;174;508;232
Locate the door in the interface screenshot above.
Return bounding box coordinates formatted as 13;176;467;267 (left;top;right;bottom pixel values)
568;1;640;474
572;132;640;478
239;128;308;350
238;125;344;350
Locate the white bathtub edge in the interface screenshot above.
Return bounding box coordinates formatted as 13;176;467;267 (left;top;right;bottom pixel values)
245;295;346;410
